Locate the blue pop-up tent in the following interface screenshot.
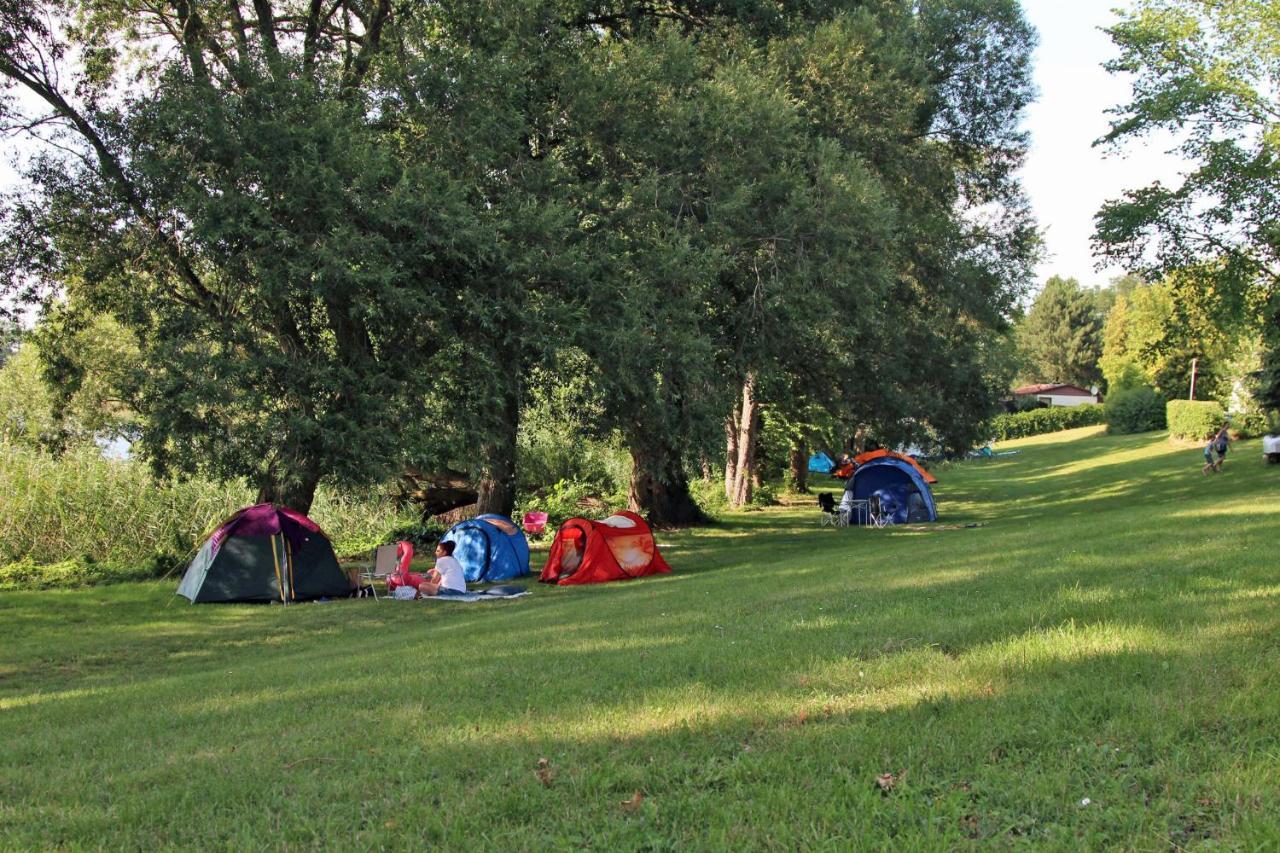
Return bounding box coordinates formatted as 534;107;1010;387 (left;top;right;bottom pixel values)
441;514;531;583
843;457;937;524
808;451;835;474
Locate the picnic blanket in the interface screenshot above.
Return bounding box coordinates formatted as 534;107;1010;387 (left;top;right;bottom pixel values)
423;584;530;603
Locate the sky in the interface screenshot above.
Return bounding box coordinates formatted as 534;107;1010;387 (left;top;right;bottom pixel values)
1018;0;1187;291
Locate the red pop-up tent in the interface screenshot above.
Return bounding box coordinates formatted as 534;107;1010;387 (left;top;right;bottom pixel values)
539;511;671;585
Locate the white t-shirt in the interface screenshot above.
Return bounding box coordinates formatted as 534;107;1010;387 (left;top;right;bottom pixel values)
434;555;466;593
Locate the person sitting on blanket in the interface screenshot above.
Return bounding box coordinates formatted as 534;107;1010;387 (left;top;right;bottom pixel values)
417;540;467;597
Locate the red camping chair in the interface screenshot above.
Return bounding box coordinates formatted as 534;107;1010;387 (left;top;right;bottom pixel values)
522;511;549;537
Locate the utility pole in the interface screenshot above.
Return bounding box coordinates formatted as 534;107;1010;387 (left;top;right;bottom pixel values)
1189;357;1198;400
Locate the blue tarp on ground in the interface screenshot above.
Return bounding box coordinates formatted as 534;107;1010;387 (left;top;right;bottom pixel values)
843;458;937;524
808;451;835;474
442;514;531;583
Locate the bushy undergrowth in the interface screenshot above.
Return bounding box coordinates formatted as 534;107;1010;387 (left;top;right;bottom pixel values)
1229;410;1275;438
306;488;419;557
987;404;1106;440
689;477;731;517
1106;387;1166;434
1166;400;1224;440
0;554;176;591
515;479;606;528
0;440;418;588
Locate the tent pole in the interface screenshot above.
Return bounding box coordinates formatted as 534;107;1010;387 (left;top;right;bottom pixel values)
270;534;286;604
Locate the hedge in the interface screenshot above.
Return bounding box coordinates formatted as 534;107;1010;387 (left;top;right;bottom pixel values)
1167;400;1225;441
987;404;1107;441
1107;386;1166;434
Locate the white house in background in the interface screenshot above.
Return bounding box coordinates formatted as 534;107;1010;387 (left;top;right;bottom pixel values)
1012;383;1101;408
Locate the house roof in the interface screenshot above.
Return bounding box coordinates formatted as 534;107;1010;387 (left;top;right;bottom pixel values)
1013;383;1096;397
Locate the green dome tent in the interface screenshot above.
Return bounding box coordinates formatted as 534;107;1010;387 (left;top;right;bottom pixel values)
177;504;349;603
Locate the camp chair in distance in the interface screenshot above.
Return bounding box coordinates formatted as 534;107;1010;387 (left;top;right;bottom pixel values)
359;544;400;600
522;511;549;538
867;496;892;528
817;493;844;527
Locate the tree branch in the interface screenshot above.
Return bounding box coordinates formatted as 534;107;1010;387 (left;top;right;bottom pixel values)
0;57;220;314
251;0;283;73
342;0;391;90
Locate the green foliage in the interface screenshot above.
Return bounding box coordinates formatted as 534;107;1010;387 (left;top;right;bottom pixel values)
1228;411;1272;439
988;404;1107;441
0;553;175;592
1;2;495;512
1099;273;1249;402
688;477;731;518
0;439;414;587
307;488;420;559
0;344;54;447
516;356;629;498
749;480;778;508
382;520;449;553
1016;276;1105;387
1106;387;1167;434
1096;0;1280;411
516;480;601;530
27;312;141;449
1166;400;1225;441
1;1;1039;526
0;318;19;366
0;439;245;567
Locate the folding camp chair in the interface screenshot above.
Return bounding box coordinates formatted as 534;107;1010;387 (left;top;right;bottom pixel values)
817;493;843;527
522;511;549;538
867;496;892;529
359;544;400;600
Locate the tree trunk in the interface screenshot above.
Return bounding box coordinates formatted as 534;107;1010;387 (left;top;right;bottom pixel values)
257;467;323;516
476;378;520;518
789;444;808;493
1261;293;1280;412
629;442;709;527
729;372;758;507
723;406;739;501
397;468;478;521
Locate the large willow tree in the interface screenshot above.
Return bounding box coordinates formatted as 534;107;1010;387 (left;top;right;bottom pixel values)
2;0;1037;525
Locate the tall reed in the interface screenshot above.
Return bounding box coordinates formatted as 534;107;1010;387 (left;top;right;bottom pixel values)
0;440;415;567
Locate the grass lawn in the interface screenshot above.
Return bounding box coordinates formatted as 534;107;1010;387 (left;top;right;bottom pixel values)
2;426;1279;848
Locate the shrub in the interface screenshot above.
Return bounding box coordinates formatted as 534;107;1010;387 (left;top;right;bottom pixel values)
750;481;778;508
1106;387;1166;434
307;487;419;557
382;519;449;551
1229;410;1272;439
517;479;599;528
0;555;171;591
1166;400;1225;440
688;477;730;518
987;404;1107;441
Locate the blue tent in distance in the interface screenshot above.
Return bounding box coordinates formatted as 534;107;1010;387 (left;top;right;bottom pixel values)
441;514;531;583
843;457;937;524
808;451;835;474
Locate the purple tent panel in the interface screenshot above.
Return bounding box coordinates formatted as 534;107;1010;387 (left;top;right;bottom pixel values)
210;504;325;555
